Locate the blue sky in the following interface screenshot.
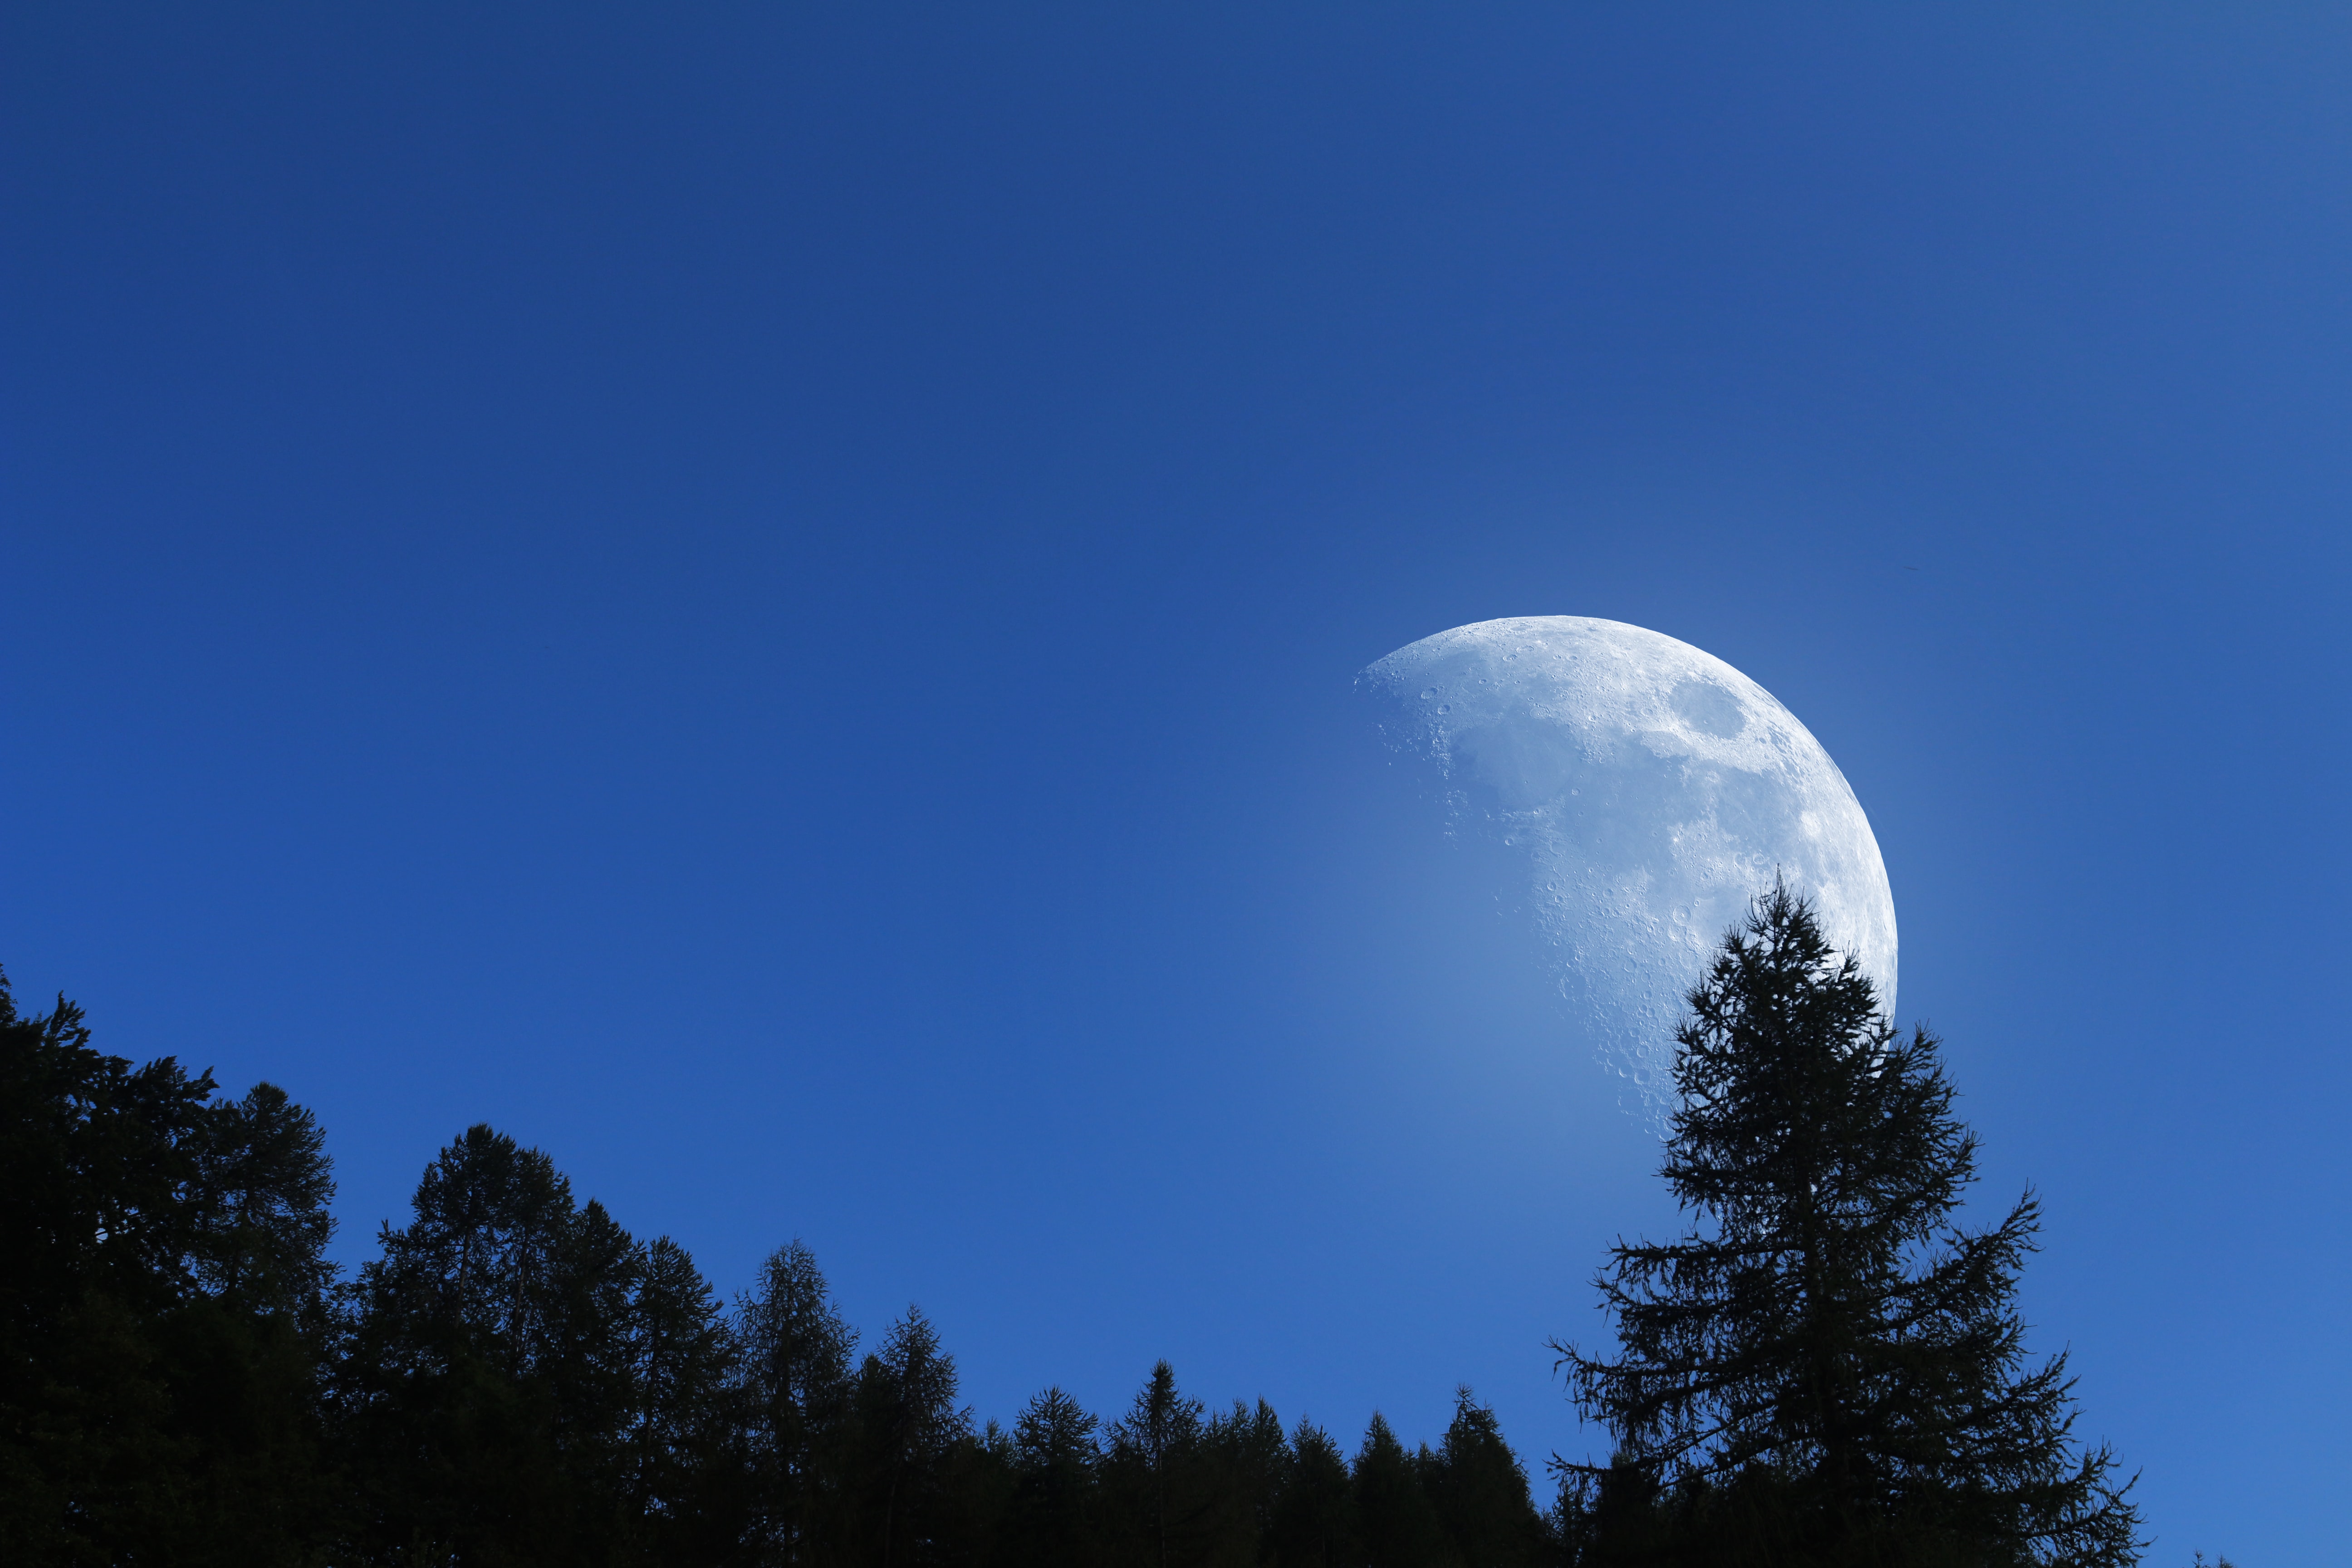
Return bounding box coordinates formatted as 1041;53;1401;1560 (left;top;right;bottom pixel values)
4;6;2346;1559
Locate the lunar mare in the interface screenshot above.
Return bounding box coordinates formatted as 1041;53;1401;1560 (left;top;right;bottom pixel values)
1360;617;1896;1107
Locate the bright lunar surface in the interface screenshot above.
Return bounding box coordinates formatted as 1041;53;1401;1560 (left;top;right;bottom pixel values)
1361;617;1897;1109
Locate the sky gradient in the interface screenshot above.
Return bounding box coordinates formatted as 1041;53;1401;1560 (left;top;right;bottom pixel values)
5;7;2347;1561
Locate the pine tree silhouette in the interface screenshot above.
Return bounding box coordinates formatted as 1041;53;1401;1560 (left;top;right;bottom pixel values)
1554;886;2141;1567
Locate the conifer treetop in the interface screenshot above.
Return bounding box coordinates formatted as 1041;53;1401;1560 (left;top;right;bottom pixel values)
1554;885;2142;1567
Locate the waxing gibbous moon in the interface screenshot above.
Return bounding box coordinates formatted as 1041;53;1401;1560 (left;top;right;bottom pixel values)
1360;616;1896;1107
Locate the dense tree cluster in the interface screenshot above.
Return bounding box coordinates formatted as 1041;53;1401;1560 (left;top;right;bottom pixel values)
0;967;1554;1567
2;978;338;1563
2;894;2182;1566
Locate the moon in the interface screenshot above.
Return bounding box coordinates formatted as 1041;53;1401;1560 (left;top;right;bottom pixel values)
1359;616;1896;1107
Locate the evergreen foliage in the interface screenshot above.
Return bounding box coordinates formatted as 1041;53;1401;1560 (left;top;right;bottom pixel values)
1;941;2171;1568
1269;1417;1358;1568
1430;1388;1550;1568
736;1239;857;1562
1007;1386;1101;1567
1105;1359;1210;1566
0;967;338;1565
1552;887;2143;1568
844;1306;972;1565
1351;1412;1443;1568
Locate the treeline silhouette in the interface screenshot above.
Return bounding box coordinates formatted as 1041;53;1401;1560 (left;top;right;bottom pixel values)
1;969;1560;1567
5;894;2204;1566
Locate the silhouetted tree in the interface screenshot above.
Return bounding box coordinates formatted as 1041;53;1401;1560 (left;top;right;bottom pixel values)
336;1123;730;1566
1269;1418;1357;1568
1104;1361;1209;1568
735;1239;857;1563
548;1196;651;1542
845;1306;971;1567
165;1080;343;1563
1004;1386;1101;1568
1352;1412;1442;1568
0;968;339;1566
1426;1387;1547;1568
1205;1397;1291;1562
190;1082;338;1309
338;1125;580;1562
1554;887;2142;1567
628;1236;741;1564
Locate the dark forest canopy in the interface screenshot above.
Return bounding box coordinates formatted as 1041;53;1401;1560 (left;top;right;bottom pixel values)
0;965;1551;1568
0;904;2203;1567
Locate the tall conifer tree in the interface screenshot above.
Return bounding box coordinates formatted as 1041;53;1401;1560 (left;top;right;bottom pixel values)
1350;1412;1442;1568
627;1236;738;1562
848;1306;970;1567
1554;887;2141;1567
1426;1387;1547;1568
735;1239;857;1563
1008;1386;1101;1568
340;1124;720;1566
1205;1397;1292;1561
1269;1419;1357;1568
1104;1361;1212;1568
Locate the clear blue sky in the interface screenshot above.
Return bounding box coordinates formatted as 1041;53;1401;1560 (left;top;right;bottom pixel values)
4;6;2344;1560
